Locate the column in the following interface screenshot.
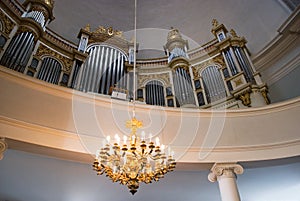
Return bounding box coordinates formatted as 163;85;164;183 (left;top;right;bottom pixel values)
0;138;8;160
208;163;244;201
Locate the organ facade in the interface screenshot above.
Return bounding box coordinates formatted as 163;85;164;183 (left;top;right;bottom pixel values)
0;0;270;109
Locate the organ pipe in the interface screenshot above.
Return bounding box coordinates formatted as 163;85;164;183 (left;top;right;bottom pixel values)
25;11;45;26
145;80;165;106
37;57;62;84
0;32;35;72
75;45;127;95
173;68;195;106
202;66;226;103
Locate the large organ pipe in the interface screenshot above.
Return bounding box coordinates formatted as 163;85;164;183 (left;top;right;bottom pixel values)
106;48;114;93
94;46;102;91
90;46;100;91
84;47;94;91
44;58;54;81
45;59;54;81
95;46;104;91
111;49;117;90
17;35;34;71
53;63;61;84
102;47;110;94
14;32;32;66
208;67;217;100
12;33;32;69
38;58;47;80
116;52;121;88
182;69;189;101
79;48;89;90
18;40;34;72
49;61;56;83
159;83;163;106
178;69;185;101
173;70;180;104
40;58;50;80
121;56;125;89
2;33;22;65
152;82;156;105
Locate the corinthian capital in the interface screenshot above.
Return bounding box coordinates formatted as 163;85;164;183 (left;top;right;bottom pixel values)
208;163;244;182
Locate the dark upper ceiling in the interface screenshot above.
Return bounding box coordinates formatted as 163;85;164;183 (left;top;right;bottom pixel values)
18;0;292;58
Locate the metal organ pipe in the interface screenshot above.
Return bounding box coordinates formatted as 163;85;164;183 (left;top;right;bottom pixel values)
116;52;121;88
17;34;35;67
18;40;34;72
99;47;108;94
37;58;62;84
75;45;127;95
202;66;227;103
95;46;105;90
13;32;32;70
121;56;125;89
90;46;100;91
82;47;93;91
71;62;81;88
111;49;117;89
106;48;113;93
7;32;29;67
0;32;35;72
0;34;18;66
26;11;45;26
145;80;165;106
153;82;157;105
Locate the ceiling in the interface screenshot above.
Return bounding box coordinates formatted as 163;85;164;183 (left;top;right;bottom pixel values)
20;0;291;58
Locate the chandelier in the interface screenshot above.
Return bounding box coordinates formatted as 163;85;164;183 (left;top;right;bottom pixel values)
92;117;176;194
92;0;176;195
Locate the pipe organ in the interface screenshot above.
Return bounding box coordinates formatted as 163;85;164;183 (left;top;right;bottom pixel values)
37;57;61;84
24;11;46;27
145;80;165;106
201;66;227;104
0;0;270;109
75;44;127;94
0;32;35;72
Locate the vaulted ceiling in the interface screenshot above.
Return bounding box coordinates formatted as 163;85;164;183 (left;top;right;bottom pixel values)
38;0;291;58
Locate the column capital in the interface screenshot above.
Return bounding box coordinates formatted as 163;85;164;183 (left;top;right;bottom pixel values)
208;163;244;182
0;137;8;160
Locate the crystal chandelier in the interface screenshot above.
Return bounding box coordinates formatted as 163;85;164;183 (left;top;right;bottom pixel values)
92;0;176;195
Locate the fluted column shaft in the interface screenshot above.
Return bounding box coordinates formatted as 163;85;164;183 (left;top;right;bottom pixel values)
208;163;244;201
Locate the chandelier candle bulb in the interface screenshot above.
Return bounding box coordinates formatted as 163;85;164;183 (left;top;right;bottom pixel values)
123;136;127;144
131;135;136;144
141;131;145;141
114;134;120;144
106;136;111;144
161;144;165;151
155;137;160;147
